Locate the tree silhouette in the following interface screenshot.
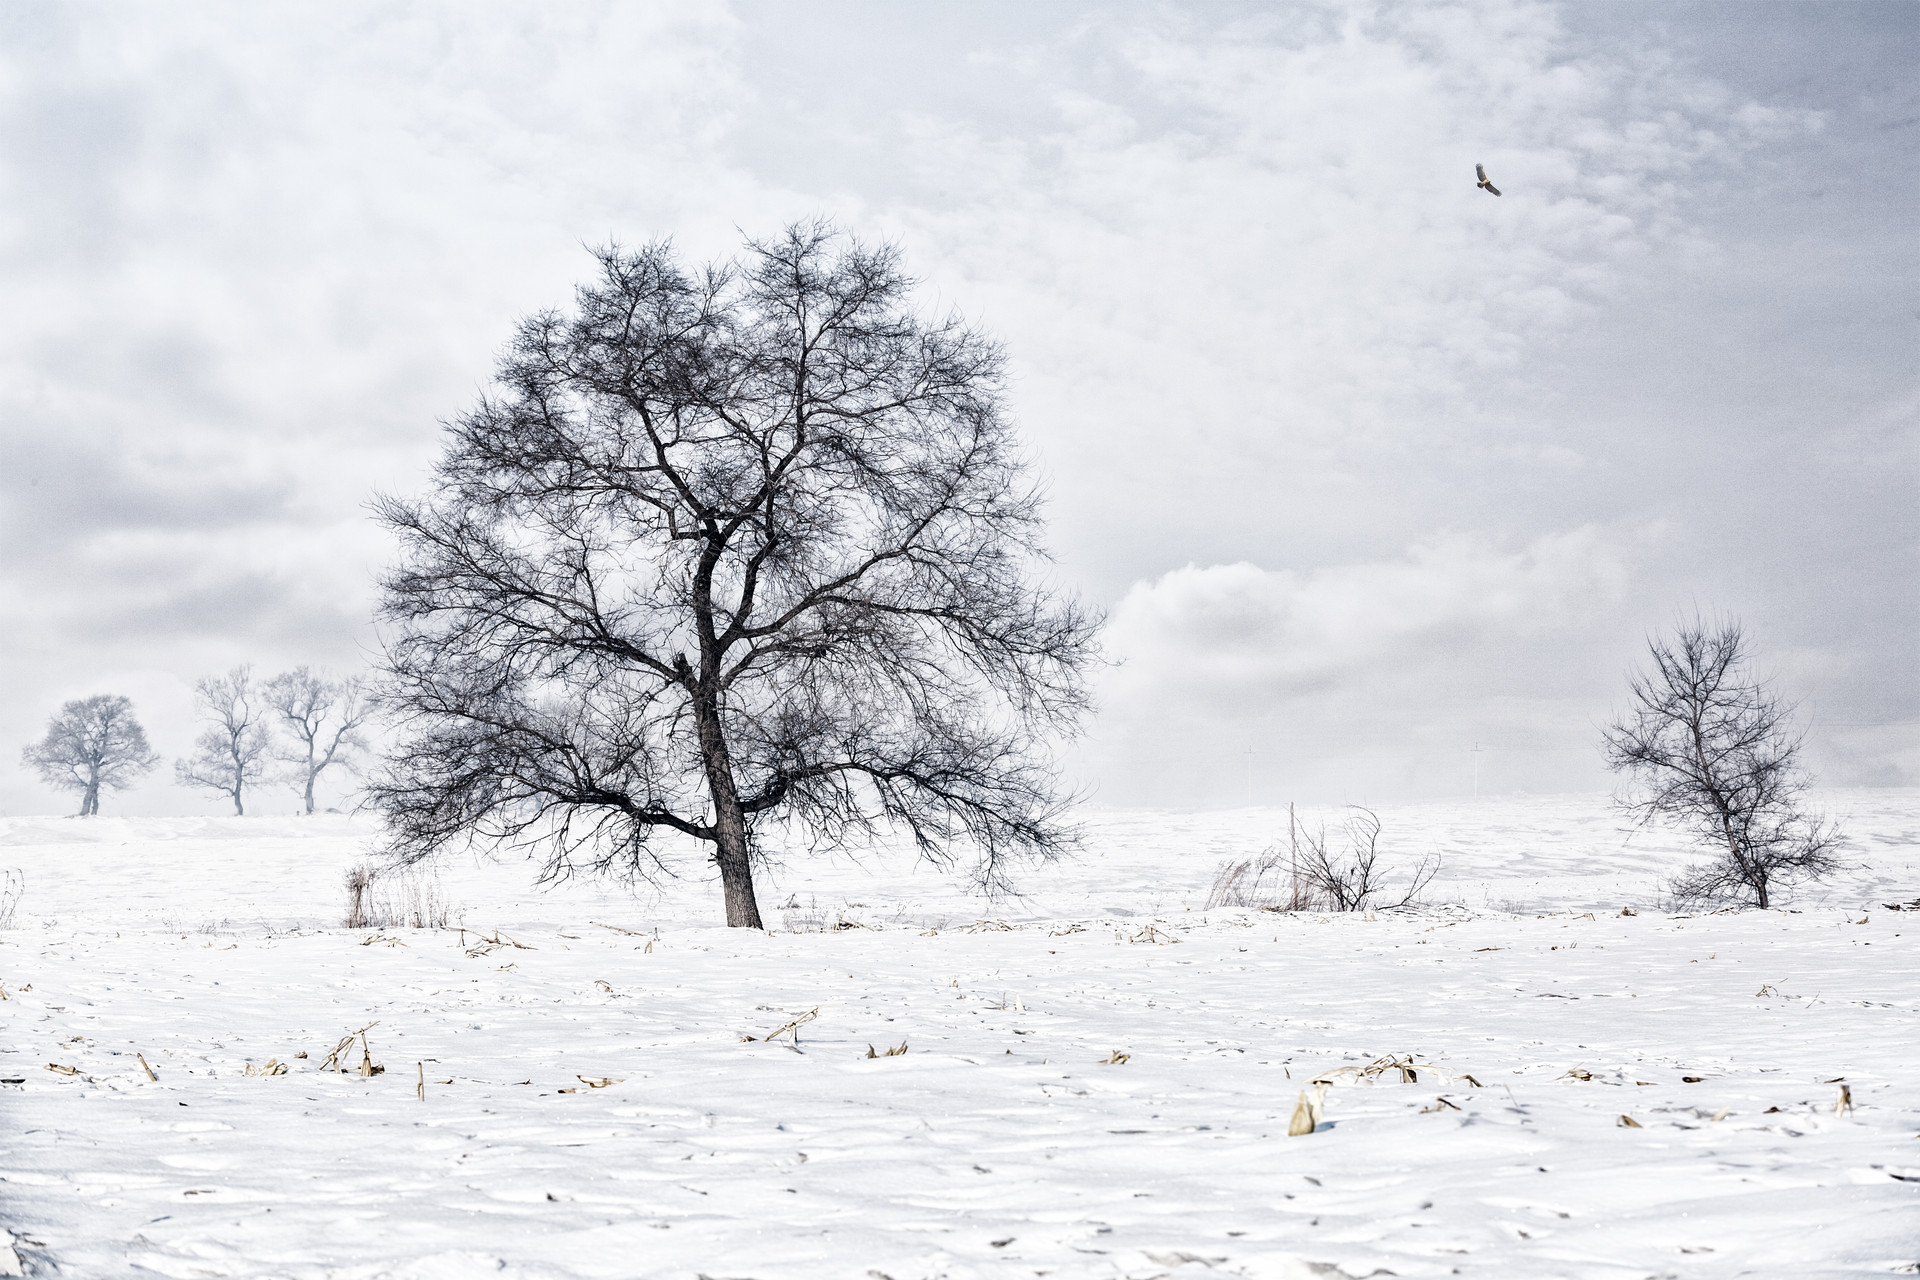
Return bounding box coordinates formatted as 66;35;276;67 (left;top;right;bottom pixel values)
175;666;274;816
21;695;159;816
264;668;370;813
371;223;1098;926
1604;617;1841;908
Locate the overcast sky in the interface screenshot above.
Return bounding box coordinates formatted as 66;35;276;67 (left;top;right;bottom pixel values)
2;0;1914;817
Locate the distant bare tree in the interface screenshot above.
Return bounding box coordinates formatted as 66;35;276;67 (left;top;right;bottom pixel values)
175;665;274;816
1603;617;1841;909
370;222;1099;927
263;668;370;813
21;694;159;815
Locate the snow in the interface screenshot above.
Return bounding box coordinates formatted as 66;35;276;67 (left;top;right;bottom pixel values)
2;792;1917;1279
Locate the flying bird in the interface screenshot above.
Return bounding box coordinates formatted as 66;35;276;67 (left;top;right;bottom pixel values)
1476;164;1501;197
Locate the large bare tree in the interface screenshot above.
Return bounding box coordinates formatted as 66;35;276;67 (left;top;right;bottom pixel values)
21;694;159;815
175;665;274;816
370;223;1099;927
1603;617;1841;908
263;668;370;813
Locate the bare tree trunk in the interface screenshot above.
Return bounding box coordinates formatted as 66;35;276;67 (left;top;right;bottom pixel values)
81;773;99;817
232;786;245;817
1692;722;1754;905
713;798;763;929
694;699;763;929
304;765;317;815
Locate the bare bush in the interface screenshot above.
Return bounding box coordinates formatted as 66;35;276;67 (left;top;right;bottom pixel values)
1297;808;1439;912
1206;805;1438;913
342;862;457;929
344;865;376;928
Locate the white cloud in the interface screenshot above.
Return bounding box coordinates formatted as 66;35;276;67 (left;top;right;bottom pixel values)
1105;526;1631;702
1073;526;1650;807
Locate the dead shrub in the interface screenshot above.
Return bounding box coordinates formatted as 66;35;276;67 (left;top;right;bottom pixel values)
342;861;458;929
1206;804;1438;913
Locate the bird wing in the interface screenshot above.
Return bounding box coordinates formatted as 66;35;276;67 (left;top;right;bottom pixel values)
1476;164;1487;182
1485;182;1501;197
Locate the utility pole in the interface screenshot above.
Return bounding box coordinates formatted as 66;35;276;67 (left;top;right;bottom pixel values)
1244;743;1256;807
1470;742;1486;798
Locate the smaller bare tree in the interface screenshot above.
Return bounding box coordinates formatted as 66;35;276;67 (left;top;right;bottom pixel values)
1603;617;1841;909
263;668;370;813
175;665;274;816
21;694;159;815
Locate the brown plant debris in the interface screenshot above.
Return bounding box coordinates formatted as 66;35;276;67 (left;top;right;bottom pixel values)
1287;1084;1328;1136
243;1058;288;1077
1618;1114;1643;1128
320;1023;384;1076
462;929;534;957
1359;1053;1438;1084
1101;1050;1132;1065
751;1008;820;1047
865;1042;909;1058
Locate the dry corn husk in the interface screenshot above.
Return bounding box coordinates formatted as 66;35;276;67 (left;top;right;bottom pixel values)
1288;1082;1329;1136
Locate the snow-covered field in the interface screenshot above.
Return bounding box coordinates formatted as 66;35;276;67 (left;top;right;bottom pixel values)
2;792;1917;1279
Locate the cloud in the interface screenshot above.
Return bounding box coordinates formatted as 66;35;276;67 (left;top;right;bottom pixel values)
1075;526;1648;806
1106;526;1631;703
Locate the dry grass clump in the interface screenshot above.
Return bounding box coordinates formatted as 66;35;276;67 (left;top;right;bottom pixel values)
778;896;873;933
343;862;459;930
0;869;22;932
